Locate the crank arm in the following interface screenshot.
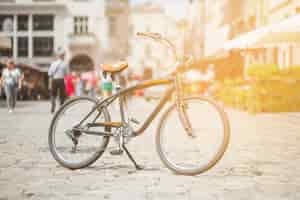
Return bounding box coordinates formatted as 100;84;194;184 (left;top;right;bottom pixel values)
65;130;78;145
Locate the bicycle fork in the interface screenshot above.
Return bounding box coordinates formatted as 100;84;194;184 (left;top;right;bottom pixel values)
174;74;194;137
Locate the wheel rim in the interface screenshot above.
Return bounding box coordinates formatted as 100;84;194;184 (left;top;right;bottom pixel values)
158;97;227;173
50;98;108;167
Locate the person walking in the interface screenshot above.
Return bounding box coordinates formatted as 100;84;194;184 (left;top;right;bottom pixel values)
0;59;22;113
65;71;76;97
75;72;84;97
48;48;69;113
86;71;98;98
101;71;113;97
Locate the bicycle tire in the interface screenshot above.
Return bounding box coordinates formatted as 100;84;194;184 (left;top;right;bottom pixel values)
156;96;230;175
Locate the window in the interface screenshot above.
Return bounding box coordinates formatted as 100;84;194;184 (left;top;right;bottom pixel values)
33;37;54;57
0;37;13;57
74;16;89;34
33;15;54;31
17;15;29;31
0;15;14;32
17;37;28;57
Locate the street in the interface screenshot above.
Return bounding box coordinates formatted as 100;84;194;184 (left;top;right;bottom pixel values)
1;98;300;200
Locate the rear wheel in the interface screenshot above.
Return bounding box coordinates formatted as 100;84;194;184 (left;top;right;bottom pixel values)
156;96;230;175
48;97;111;169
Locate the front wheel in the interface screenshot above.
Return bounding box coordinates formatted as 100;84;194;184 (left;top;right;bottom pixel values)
156;96;230;175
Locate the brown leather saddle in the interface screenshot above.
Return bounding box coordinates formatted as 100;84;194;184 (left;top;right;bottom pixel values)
100;62;128;73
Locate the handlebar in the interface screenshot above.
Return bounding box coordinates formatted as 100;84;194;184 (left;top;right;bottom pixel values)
137;32;179;62
137;32;195;77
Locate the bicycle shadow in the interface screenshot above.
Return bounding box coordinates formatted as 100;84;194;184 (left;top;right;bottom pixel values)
86;164;162;174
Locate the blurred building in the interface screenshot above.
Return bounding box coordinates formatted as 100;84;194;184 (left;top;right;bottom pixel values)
105;0;130;62
0;0;130;72
66;0;107;72
204;0;231;57
178;0;205;60
204;0;300;76
0;0;67;70
265;0;300;68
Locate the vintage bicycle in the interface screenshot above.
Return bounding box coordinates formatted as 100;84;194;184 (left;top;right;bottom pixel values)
48;32;230;175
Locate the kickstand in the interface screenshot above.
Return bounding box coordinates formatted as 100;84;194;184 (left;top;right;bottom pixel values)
122;144;143;170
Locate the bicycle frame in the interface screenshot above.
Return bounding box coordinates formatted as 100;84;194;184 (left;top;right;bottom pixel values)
75;77;175;137
74;31;195;138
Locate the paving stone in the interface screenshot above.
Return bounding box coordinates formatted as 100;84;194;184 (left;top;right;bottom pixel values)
1;100;300;199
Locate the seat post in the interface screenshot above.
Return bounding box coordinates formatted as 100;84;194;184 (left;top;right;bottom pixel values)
100;61;128;122
115;84;126;123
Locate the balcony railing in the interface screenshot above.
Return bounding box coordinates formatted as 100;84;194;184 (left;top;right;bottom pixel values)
33;0;56;2
0;0;69;4
0;0;15;2
0;0;68;9
68;32;97;47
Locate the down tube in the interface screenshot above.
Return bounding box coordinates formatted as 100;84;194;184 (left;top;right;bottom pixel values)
133;85;174;136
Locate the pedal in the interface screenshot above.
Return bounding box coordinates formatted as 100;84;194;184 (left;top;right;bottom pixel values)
65;130;78;145
110;149;124;155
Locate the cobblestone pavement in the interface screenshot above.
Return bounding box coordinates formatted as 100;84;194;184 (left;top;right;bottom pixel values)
1;98;300;200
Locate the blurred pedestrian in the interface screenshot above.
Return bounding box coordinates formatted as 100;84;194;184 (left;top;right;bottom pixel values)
86;71;98;98
101;71;113;97
48;48;69;113
0;59;22;113
75;72;84;97
65;71;76;97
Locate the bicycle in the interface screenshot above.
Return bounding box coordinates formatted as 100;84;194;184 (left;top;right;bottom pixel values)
48;32;230;175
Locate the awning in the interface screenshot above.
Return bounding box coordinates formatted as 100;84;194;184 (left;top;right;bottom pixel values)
224;14;300;50
255;32;300;46
255;14;300;46
224;27;269;50
0;36;11;49
268;14;300;31
19;64;48;73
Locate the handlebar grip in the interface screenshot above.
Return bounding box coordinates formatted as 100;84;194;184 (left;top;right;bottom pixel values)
136;32;162;39
136;32;145;36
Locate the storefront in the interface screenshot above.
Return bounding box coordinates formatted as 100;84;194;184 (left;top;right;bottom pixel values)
224;14;300;73
18;64;48;100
